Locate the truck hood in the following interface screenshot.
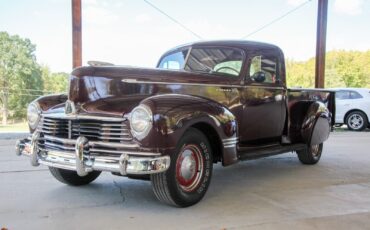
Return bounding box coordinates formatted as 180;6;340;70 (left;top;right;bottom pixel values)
67;66;233;117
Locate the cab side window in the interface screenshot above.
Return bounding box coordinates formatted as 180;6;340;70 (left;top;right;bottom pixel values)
249;55;279;84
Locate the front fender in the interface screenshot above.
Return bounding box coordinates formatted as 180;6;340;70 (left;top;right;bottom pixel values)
29;94;68;132
301;101;331;145
139;94;238;165
35;94;68;113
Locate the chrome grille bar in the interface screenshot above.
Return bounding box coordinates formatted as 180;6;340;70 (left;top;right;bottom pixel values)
37;115;136;156
38;115;133;143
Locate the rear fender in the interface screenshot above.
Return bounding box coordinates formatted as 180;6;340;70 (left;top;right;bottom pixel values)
301;101;331;145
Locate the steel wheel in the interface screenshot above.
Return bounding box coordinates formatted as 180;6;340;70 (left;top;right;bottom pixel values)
151;128;213;207
176;144;204;192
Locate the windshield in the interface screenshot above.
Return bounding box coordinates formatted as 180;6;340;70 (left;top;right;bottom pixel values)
185;47;243;77
158;47;244;77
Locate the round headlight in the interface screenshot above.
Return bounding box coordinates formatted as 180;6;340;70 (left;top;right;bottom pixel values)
130;105;152;139
27;102;41;130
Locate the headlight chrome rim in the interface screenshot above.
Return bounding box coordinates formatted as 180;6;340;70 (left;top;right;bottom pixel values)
27;102;41;130
129;104;153;140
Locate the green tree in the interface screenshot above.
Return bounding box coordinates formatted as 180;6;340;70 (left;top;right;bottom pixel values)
286;50;370;89
0;32;42;124
286;58;315;88
40;65;68;94
328;50;367;88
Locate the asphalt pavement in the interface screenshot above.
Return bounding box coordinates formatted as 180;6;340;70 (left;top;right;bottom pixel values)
1;131;370;229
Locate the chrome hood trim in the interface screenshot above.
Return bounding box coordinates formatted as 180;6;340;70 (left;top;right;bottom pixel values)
41;113;126;122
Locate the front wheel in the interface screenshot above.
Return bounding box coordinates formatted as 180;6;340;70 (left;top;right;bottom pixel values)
296;143;323;165
151;128;213;207
49;167;101;186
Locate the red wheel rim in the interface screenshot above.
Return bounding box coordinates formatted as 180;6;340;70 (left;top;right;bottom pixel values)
175;144;204;192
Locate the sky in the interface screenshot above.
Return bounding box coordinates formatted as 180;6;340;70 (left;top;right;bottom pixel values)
0;0;369;73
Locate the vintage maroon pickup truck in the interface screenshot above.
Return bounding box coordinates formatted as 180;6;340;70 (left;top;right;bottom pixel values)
16;41;335;207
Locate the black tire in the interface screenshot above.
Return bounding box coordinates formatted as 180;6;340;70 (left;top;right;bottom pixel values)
151;128;213;207
127;174;150;181
346;111;368;131
49;167;101;186
297;143;323;165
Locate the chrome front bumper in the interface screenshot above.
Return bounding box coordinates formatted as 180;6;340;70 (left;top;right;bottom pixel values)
15;133;170;176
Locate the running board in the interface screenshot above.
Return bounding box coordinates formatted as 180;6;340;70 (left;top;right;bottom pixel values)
238;143;307;161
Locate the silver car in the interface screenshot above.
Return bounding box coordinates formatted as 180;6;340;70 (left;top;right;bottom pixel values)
333;88;370;131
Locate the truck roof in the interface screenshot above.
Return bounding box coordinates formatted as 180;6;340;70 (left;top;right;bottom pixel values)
163;40;282;55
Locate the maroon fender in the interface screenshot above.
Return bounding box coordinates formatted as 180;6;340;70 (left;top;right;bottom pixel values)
301;101;331;145
36;94;68;112
138;94;238;166
29;94;67;132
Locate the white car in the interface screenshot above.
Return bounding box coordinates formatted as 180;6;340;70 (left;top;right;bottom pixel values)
333;88;370;131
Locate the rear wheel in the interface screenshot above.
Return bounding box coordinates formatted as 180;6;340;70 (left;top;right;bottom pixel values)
297;143;323;165
151;128;213;207
346;111;368;131
49;167;101;186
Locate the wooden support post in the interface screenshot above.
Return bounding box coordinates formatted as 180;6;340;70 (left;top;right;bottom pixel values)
315;0;328;88
72;0;82;68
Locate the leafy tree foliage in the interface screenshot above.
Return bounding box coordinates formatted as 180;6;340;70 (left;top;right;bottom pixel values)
0;32;68;124
286;50;370;89
0;32;42;124
40;65;68;94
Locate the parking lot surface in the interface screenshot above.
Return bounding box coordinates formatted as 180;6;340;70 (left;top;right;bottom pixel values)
1;131;370;229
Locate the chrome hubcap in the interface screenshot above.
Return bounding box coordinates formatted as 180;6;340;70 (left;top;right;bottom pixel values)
348;114;364;129
180;152;196;180
176;144;203;192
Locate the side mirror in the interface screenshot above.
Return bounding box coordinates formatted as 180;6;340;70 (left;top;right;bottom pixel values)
252;71;266;83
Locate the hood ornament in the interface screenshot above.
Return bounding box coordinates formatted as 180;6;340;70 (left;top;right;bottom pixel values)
65;100;77;115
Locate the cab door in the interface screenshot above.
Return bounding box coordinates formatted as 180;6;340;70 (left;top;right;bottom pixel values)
239;48;286;145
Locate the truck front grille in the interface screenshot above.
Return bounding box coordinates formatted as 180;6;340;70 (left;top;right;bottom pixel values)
37;116;134;156
38;116;132;142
